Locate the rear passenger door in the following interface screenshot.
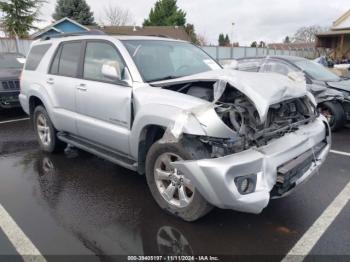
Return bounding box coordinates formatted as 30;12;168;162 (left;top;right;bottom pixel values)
48;41;83;135
75;40;132;155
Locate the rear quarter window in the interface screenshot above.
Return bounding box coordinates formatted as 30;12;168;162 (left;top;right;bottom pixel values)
25;44;51;71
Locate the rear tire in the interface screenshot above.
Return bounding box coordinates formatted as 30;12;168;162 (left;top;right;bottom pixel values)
33;106;66;153
318;101;345;132
145;138;213;222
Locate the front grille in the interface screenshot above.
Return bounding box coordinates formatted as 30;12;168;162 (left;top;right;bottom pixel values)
271;141;327;198
2;80;19;90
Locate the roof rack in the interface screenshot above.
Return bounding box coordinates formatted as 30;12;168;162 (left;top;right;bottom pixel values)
41;30;106;41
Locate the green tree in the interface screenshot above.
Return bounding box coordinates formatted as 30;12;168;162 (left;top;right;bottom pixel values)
224;34;230;46
0;0;44;38
218;33;225;46
185;23;199;44
143;0;186;26
53;0;95;25
250;41;257;47
258;41;266;48
284;36;291;44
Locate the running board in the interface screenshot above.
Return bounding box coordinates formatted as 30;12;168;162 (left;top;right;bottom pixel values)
57;132;137;171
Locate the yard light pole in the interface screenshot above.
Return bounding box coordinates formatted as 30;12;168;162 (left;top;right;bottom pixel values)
231;22;235;47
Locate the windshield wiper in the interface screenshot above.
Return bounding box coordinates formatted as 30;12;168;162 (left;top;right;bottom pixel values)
149;75;179;82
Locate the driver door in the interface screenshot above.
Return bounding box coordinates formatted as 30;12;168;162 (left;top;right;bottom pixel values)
75;40;132;155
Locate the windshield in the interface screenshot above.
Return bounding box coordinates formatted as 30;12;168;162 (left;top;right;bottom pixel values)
122;40;221;82
0;53;25;69
294;59;340;82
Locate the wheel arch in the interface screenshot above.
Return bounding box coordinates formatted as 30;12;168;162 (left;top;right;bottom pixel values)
136;124;166;174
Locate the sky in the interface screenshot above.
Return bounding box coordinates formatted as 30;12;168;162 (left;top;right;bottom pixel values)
38;0;350;45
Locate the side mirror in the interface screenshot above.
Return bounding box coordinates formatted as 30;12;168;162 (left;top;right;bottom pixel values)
101;62;122;81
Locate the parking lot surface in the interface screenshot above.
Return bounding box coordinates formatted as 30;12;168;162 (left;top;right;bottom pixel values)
0;108;350;261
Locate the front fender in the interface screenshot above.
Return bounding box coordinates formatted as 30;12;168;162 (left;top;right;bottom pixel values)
129;103;206;159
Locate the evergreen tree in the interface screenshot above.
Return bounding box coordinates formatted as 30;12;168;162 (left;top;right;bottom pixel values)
185;23;199;44
52;0;95;25
0;0;44;37
250;41;257;47
143;0;186;26
258;41;266;48
224;34;230;46
284;36;291;44
218;33;225;46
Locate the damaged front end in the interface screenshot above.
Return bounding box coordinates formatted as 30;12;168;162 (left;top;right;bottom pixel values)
152;70;330;214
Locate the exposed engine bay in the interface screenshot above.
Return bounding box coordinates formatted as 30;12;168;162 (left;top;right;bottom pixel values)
160;81;318;157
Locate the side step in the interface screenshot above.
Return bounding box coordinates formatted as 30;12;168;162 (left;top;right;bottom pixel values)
57;132;137;171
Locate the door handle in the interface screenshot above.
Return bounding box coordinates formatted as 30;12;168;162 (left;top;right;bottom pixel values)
76;83;87;91
46;78;54;85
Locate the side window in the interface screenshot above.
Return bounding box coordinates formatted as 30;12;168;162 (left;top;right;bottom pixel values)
83;42;126;82
49;45;62;75
58;42;81;77
25;44;51;71
260;60;295;76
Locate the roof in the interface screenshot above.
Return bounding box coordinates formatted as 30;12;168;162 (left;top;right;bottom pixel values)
38;34;185;45
332;10;350;30
267;42;315;50
31;17;90;39
316;29;350;37
87;25;191;41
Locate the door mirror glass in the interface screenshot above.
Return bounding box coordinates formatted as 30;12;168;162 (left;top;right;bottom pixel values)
101;62;122;81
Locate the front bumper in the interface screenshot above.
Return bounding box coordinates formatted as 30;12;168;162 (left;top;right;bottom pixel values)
0;91;20;108
172;116;330;214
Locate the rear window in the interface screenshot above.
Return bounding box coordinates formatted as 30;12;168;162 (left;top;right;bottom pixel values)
49;42;81;77
25;44;51;71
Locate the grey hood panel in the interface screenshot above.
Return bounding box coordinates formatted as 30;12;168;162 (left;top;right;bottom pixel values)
327;79;350;92
153;69;308;121
0;69;21;80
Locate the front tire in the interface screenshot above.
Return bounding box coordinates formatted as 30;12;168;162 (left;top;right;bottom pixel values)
318;101;345;132
33;106;66;153
145;139;213;221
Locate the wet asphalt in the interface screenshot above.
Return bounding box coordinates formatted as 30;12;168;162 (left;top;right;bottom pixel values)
0;108;350;261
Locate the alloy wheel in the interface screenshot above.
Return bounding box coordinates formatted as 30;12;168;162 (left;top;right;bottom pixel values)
154;153;195;208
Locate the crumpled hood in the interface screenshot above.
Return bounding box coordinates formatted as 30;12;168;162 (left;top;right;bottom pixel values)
153;69;307;121
327;79;350;93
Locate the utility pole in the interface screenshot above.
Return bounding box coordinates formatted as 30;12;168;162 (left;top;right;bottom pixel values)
231;22;235;47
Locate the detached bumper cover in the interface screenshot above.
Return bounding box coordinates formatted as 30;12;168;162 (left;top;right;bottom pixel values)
172;116;330;214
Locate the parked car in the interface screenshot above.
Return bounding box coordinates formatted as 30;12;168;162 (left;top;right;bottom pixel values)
233;56;350;131
0;52;25;109
19;34;330;221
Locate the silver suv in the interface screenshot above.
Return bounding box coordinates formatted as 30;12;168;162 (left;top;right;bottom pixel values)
20;34;331;221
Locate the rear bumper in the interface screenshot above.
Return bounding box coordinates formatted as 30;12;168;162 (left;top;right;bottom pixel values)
172;116;330;214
